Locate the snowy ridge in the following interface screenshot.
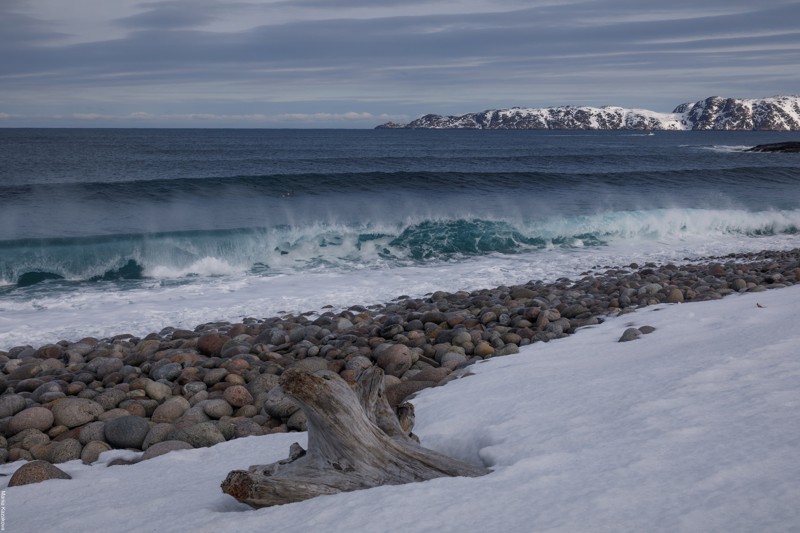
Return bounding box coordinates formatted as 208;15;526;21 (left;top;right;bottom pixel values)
676;95;800;130
377;95;800;130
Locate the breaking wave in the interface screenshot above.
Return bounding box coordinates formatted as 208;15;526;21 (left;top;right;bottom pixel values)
1;208;798;287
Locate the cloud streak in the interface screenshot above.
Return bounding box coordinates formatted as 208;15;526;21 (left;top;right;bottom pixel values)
1;0;798;127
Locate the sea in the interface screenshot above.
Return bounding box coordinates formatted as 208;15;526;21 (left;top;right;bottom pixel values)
1;128;799;350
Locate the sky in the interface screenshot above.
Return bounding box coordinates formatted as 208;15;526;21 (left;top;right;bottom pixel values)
3;284;799;532
1;0;799;128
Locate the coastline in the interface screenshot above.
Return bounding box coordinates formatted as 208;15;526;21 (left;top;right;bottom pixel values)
2;256;799;532
0;247;798;466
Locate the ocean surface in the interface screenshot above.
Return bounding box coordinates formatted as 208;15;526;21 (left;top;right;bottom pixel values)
1;128;799;349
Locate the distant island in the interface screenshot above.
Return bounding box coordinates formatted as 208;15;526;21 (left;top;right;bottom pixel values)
376;95;800;131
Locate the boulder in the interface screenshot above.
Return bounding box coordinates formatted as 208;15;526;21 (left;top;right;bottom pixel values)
202;399;234;419
51;398;105;428
141;440;193;461
223;385;254;408
8;460;71;487
104;415;150;449
8;407;55;435
81;440;113;464
151;397;190;423
375;344;412;377
0;394;27;418
169;421;226;448
618;328;642;342
48;438;83;464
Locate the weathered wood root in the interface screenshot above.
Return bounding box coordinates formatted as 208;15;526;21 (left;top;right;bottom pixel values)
221;367;489;508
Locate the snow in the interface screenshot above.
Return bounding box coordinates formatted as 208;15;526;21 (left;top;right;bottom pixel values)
410;96;800;130
3;285;800;532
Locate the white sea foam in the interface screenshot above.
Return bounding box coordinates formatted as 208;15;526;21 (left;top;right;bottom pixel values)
1;230;799;350
146;257;241;278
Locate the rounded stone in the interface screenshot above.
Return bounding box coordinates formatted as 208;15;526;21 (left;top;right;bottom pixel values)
410;367;452;383
142;422;175;450
666;288;685;303
169;421;225;448
223;385;254;408
376;344;413;378
145;380;173;401
202;399;234;419
440;351;468;369
188;390;209;406
8;428;45;447
262;387;301;419
40;391;67;403
234;404;259;418
0;394;28;418
174;405;211;428
99;408;132;421
182;381;208;395
286;409;307;431
291;357;328;373
197;333;230;356
473;341;495;358
79;421;106;445
141;440;193;461
451;330;473;347
8;406;55;435
213;420;235;441
21;431;50;450
203;368;228;386
81;440;113;464
8;449;33;462
30;381;65;403
8;460;71;487
619;328;642;342
51;398;105;428
480;311;498;325
104;415;150;449
35;343;64;359
86;357;124;379
150;362;182;382
151;396;190;423
561;303;590;318
233;418;265;438
48;438;83;464
93;389;127;410
245;374;280;396
344;355;373;372
29;443;52;461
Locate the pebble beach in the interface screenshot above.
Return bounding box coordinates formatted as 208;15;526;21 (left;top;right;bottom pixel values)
1;247;798;475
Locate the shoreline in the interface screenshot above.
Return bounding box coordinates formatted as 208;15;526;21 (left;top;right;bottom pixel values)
0;247;798;466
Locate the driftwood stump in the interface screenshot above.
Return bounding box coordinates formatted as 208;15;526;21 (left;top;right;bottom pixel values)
221;367;489;508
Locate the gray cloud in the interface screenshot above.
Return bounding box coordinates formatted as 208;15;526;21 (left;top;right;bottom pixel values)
1;0;798;127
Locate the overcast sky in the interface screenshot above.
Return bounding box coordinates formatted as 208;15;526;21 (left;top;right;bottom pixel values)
1;0;799;128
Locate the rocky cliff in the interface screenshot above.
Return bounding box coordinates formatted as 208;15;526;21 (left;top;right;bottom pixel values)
377;96;800;131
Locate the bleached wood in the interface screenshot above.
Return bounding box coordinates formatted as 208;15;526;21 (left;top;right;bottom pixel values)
221;367;489;508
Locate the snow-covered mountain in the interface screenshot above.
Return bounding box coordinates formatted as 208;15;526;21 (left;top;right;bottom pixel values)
376;96;800;130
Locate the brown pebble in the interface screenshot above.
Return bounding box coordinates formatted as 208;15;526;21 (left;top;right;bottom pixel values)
8;460;71;487
223;385;254;408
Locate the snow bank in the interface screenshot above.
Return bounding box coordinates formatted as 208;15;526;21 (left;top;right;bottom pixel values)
3;285;799;532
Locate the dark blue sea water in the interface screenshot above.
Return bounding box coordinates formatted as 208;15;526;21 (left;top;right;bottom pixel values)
1;128;799;347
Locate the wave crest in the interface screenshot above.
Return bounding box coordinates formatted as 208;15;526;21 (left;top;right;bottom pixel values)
1;208;797;286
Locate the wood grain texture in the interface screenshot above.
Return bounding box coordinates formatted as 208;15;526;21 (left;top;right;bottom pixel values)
221;367;489;508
